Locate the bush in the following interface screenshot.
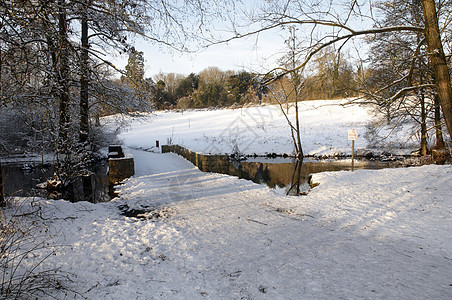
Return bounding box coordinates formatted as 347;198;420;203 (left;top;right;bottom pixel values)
0;198;77;299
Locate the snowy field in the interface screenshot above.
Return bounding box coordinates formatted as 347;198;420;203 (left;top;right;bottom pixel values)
3;100;451;299
115;99;420;156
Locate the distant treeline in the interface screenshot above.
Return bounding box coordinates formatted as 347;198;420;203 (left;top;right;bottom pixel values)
146;54;359;110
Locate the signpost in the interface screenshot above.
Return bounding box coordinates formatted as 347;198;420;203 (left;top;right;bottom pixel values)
348;129;357;171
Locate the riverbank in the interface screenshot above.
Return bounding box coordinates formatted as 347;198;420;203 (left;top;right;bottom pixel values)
113;99;441;157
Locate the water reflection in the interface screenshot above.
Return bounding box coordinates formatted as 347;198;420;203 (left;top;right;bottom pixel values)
2;155;410;201
235;157;406;195
2;160;111;203
286;159;303;196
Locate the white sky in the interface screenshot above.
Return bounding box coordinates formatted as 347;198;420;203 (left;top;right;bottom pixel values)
114;29;287;78
108;0;374;80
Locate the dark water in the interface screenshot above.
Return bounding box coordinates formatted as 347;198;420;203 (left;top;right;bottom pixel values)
162;145;415;196
1;160;111;203
1;156;411;201
232;157;410;195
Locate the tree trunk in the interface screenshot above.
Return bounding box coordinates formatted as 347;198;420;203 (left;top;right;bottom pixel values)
294;92;303;158
80;4;89;144
420;92;428;155
421;0;452;137
289;26;303;158
418;34;428;156
58;0;70;152
434;93;445;148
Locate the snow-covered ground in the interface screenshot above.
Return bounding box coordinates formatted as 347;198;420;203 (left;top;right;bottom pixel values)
6;150;451;299
3;100;451;299
115;99;419;156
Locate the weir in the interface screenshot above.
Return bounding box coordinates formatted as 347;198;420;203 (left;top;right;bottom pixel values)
108;145;135;185
162;145;239;175
162;144;413;195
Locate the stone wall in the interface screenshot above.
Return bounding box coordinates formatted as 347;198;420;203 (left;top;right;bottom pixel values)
107;145;135;185
161;144;312;194
108;157;135;185
161;145;239;176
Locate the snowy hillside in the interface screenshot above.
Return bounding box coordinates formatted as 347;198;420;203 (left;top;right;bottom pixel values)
115;99;419;157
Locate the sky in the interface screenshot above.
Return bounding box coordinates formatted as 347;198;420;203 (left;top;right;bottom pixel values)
121;29;287;78
109;0;375;80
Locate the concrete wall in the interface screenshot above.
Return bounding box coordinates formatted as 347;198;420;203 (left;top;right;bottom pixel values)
161;145;239;176
161;144;310;194
108;157;135;185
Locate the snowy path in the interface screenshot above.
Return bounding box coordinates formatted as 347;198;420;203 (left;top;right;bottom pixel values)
121;150;452;299
27;149;449;299
10;147;450;299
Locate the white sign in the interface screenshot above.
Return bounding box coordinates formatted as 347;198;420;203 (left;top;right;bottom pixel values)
348;129;358;141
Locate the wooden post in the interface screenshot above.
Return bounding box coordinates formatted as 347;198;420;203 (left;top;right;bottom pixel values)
348;129;357;172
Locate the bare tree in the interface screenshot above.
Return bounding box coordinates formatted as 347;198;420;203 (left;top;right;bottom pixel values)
360;0;446;155
269;26;304;158
210;0;452;138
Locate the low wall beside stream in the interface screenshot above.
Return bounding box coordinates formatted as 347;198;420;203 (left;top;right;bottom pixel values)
160;144;415;195
161;144;312;193
161;145;240;176
108;145;135;185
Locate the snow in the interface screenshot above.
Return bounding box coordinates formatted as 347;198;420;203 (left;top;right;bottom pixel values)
4;100;451;299
114;99;419;156
6;150;451;299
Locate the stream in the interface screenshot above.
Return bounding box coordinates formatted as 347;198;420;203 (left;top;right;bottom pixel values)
234;157;413;195
1;153;416;201
1;159;111;203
